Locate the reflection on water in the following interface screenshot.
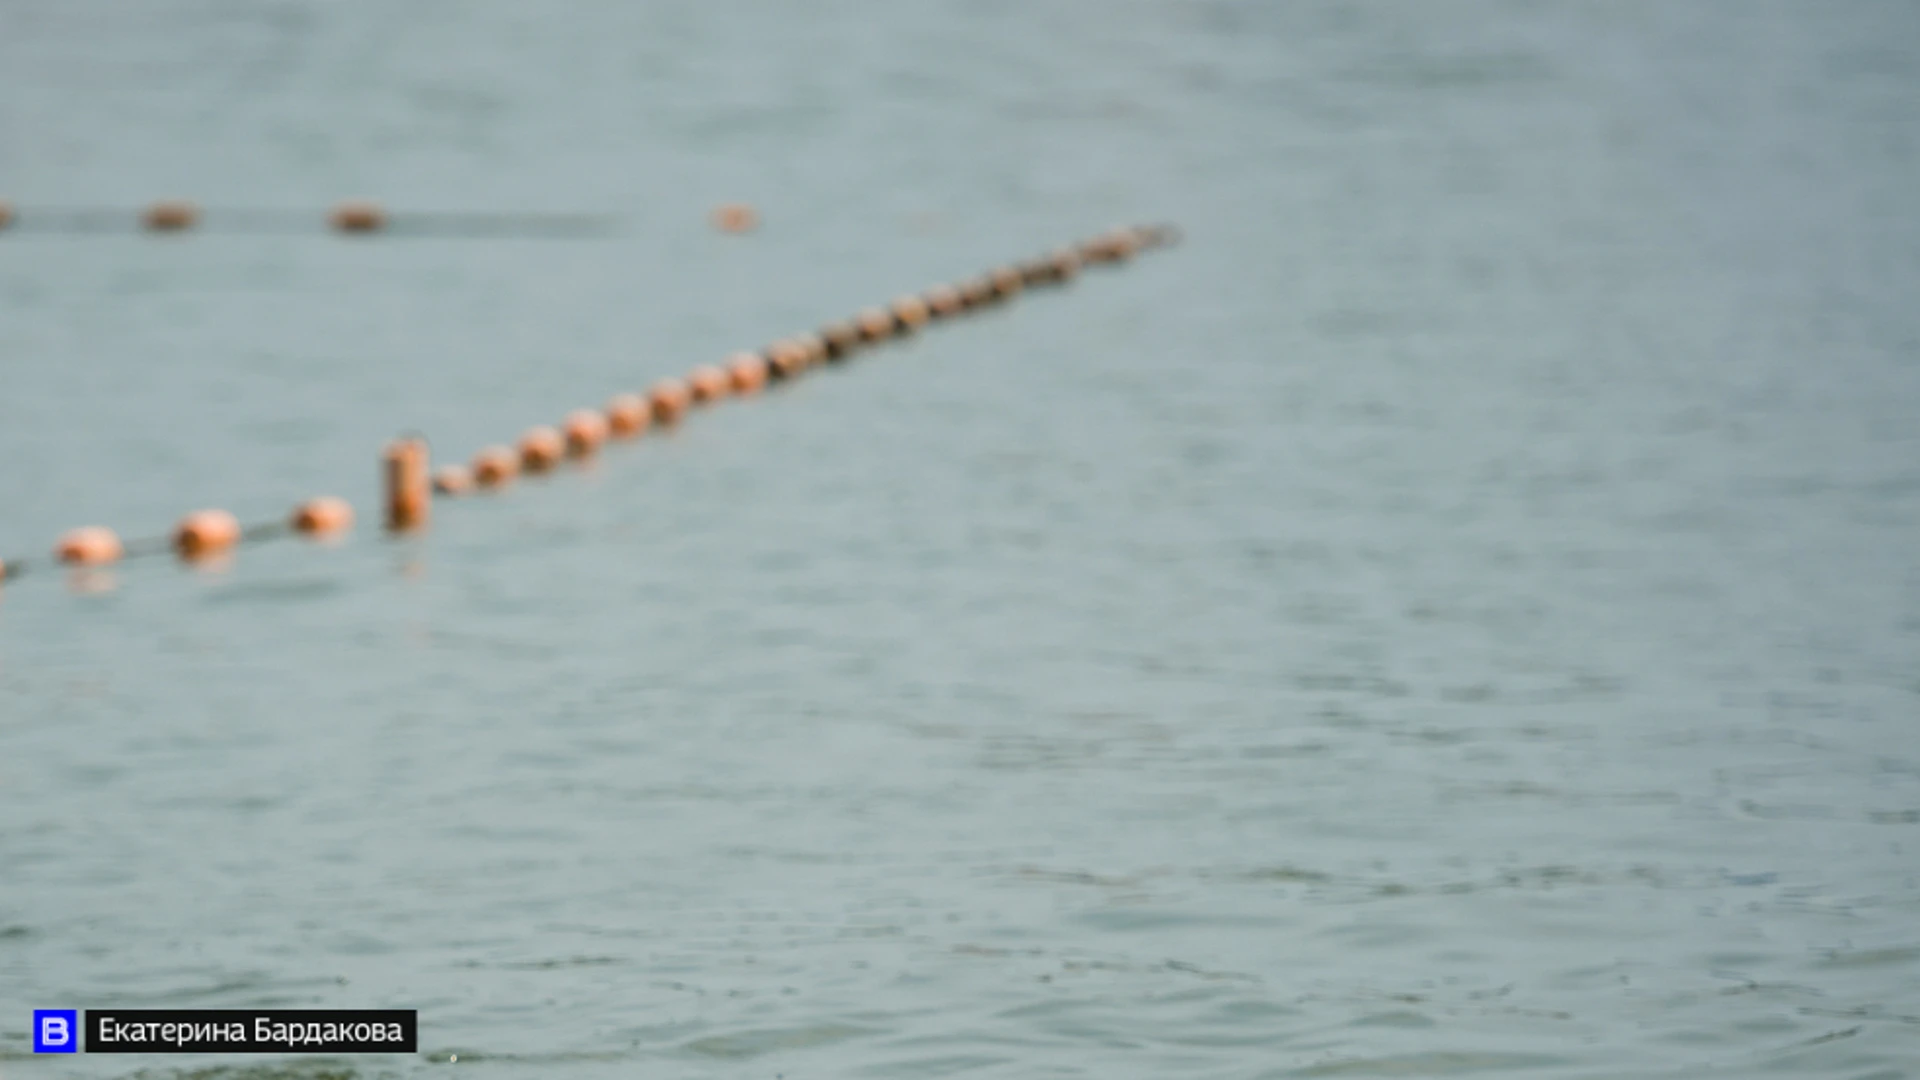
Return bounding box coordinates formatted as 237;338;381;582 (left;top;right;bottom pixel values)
3;0;1919;1077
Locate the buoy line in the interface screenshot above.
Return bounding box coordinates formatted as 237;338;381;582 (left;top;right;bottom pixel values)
0;223;1178;591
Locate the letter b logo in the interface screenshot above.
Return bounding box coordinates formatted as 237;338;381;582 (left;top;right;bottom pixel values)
33;1009;78;1053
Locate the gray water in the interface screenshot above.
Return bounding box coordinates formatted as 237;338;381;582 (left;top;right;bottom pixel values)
2;1;1918;1077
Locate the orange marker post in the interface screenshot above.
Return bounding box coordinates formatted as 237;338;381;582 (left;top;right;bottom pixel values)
382;437;430;531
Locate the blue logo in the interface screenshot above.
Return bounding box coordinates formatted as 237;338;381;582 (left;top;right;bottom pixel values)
33;1009;79;1053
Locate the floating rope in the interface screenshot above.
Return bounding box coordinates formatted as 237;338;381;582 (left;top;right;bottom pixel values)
0;223;1178;590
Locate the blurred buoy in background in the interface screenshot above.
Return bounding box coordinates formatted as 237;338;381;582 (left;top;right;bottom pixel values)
855;307;896;342
291;496;354;536
820;320;860;359
56;526;124;565
563;409;610;457
0;199;14;230
989;266;1024;298
925;283;964;317
711;202;759;233
794;332;828;367
472;446;519;488
961;276;996;307
649;378;692;424
331;200;387;233
765;339;808;379
432;465;475;495
519;426;564;472
687;364;730;403
173;509;240;560
727;352;769;394
890;294;931;331
143;199;200;232
605;393;649;438
382;437;431;530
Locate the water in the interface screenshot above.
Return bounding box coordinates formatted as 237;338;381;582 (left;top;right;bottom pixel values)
2;1;1918;1076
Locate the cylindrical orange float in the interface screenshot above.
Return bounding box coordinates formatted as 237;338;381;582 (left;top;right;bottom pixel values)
331;200;387;233
924;284;964;317
687;364;730;403
710;202;759;233
472;446;519;488
432;464;475;495
649;378;692;424
173;509;241;559
55;526;123;565
605;393;650;438
143;199;200;232
855;306;896;342
727;352;769;394
382;436;430;530
820;320;860;359
562;409;609;457
890;294;931;331
291;496;354;536
519;426;564;472
989;265;1024;298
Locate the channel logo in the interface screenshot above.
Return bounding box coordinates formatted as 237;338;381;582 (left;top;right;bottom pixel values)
33;1009;79;1053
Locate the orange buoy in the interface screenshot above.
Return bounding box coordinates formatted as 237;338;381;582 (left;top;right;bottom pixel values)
0;199;14;230
605;392;649;438
924;284;964;317
710;202;759;233
727;352;769;394
472;445;519;488
855;306;896;342
989;265;1025;298
382;437;431;530
55;526;123;565
687;364;731;403
432;464;475;495
649;378;692;424
291;496;354;536
1050;247;1083;280
172;509;241;560
1081;228;1140;264
1137;222;1182;248
331;200;387;233
765;339;808;379
890;294;931;331
142;199;199;232
820;319;861;359
960;275;997;307
794;332;828;367
562;409;610;457
519;426;564;472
